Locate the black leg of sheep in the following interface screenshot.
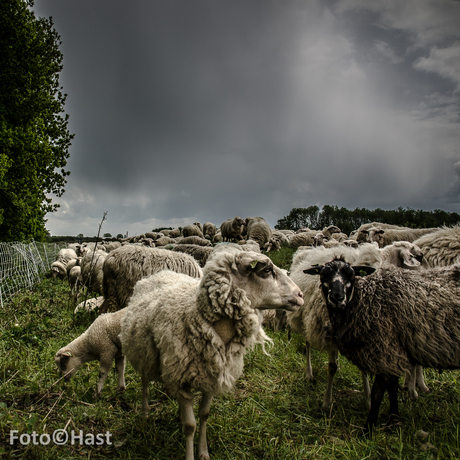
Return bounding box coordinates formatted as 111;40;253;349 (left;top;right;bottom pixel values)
365;374;400;435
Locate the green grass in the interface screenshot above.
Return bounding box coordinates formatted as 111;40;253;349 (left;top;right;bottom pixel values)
1;253;459;459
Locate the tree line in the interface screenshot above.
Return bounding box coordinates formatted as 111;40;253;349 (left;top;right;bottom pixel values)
275;205;460;235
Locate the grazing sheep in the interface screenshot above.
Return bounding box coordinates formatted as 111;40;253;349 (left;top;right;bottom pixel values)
56;248;78;266
203;222;217;241
360;226;439;248
100;245;202;314
55;308;126;398
380;241;424;270
178;236;212;246
354;222;411;243
243;217;273;250
68;266;82;301
160;228;181;238
173;245;214;267
287;244;382;409
264;231;291;252
65;257;82;277
304;259;460;432
80;250;107;296
51;261;67;280
220;216;245;241
74;296;104;314
104;241;122;252
413;225;460;268
120;251;304;460
289;231;317;248
182;224;204;238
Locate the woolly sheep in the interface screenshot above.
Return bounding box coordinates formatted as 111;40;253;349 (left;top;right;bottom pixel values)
182;224;204;238
413;225;460;268
264;231;291;252
55;308;126;398
80;250;107;296
178;236;212;246
119;251;304;460
51;261;67;280
243;217;273;250
305;259;460;432
100;245;203;314
354;222;411;243
173;244;214;267
152;236;177;247
220;216;245;241
287;244;382;409
360;226;439;248
74;296;104;314
68;266;82;301
56;248;78;266
203;222;217;241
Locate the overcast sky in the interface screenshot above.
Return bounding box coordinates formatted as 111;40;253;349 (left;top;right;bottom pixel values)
32;0;460;237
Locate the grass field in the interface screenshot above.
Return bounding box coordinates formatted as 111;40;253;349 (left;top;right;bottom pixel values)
1;247;459;459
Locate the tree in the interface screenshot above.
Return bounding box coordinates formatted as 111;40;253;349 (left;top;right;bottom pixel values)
0;0;73;241
103;233;112;238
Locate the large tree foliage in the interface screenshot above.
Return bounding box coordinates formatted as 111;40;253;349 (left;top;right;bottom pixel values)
0;0;73;241
276;205;460;234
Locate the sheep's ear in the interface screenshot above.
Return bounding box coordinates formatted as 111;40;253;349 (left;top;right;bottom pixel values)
250;260;259;269
303;266;323;275
401;250;421;267
352;266;375;277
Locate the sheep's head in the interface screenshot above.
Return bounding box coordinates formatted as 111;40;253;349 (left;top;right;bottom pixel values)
54;349;82;381
361;227;385;247
304;257;375;311
231;252;303;312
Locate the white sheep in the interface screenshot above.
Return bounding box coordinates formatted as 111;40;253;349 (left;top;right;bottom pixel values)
413;225;460;268
80;250;107;296
100;245;203;313
57;248;78;265
51;260;67;280
360;226;439;248
119;250;304;460
55;308;127;398
182;224;204;238
203;222;217;241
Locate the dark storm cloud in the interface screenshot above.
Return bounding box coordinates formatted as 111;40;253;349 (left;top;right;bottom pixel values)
32;0;460;236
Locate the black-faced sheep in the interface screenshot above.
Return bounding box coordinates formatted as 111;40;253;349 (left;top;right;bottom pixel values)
304;259;460;432
119;250;304;460
55;308;126;398
99;245;202;314
287;244;382;409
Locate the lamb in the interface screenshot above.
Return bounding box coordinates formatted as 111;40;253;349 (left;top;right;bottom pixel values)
119;250;304;460
243;216;273;250
220;216;245;241
178;236;212;246
360;226;439;248
203;222;217;241
99;245;203;314
173;244;214;267
287;244;382;409
182;224;204;238
413;225;460;268
304;259;460;432
55;308;126;398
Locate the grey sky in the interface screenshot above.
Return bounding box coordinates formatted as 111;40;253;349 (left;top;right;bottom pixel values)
32;0;460;237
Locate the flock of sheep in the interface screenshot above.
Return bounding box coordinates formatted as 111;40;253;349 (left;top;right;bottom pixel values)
49;216;460;459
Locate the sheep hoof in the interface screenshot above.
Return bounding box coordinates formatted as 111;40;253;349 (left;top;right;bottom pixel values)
117;386;126;394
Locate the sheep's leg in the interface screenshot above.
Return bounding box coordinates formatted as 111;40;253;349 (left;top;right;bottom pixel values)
94;358;113;399
361;371;371;411
323;349;338;409
415;365;430;394
197;393;213;460
305;341;314;381
403;365;419;400
141;374;150;417
178;394;196;460
364;373;388;434
274;310;286;331
385;374;400;427
115;356;126;393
